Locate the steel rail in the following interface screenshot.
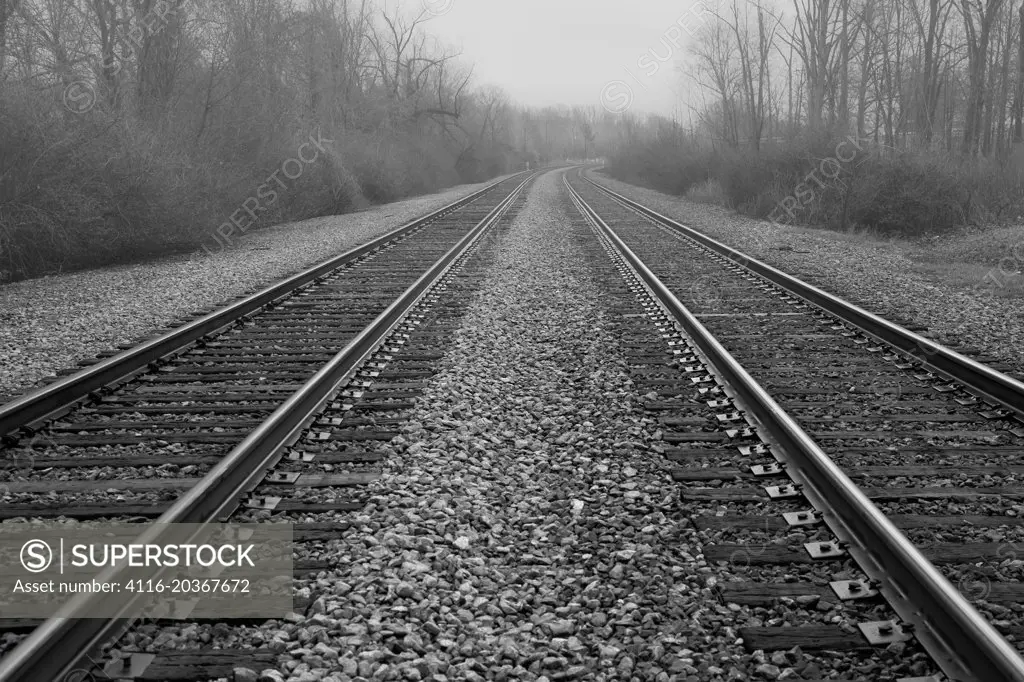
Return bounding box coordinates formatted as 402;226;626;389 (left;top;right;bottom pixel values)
581;172;1024;423
0;173;536;682
0;171;527;440
565;174;1024;682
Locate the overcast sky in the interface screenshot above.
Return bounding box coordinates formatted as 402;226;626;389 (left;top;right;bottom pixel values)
417;0;704;117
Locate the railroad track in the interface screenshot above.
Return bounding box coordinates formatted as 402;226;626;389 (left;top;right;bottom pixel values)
565;168;1024;681
3;165;1023;681
0;171;536;681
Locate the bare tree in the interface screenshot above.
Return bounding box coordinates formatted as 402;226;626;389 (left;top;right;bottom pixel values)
687;20;741;146
718;0;780;149
909;0;956;144
960;0;1006;153
790;0;844;130
135;0;185;119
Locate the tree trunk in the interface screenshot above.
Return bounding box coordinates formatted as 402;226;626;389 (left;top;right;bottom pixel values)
91;0;122;110
918;0;948;145
1014;2;1024;143
993;7;1014;154
838;0;850;132
137;0;183;120
961;0;1005;155
0;0;19;76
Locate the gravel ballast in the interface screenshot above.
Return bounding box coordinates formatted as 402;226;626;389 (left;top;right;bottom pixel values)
0;176;513;400
280;171;706;680
587;170;1024;376
223;170;903;682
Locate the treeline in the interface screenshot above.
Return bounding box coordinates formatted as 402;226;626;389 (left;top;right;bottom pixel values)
607;0;1024;236
688;0;1023;155
0;0;597;282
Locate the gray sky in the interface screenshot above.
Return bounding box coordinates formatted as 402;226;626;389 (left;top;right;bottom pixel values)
419;0;703;117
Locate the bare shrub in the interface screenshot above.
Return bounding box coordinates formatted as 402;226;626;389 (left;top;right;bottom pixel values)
0;92;209;278
607;130;1012;238
608;139;711;196
959;156;1024;224
686;178;727;204
847;153;970;236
